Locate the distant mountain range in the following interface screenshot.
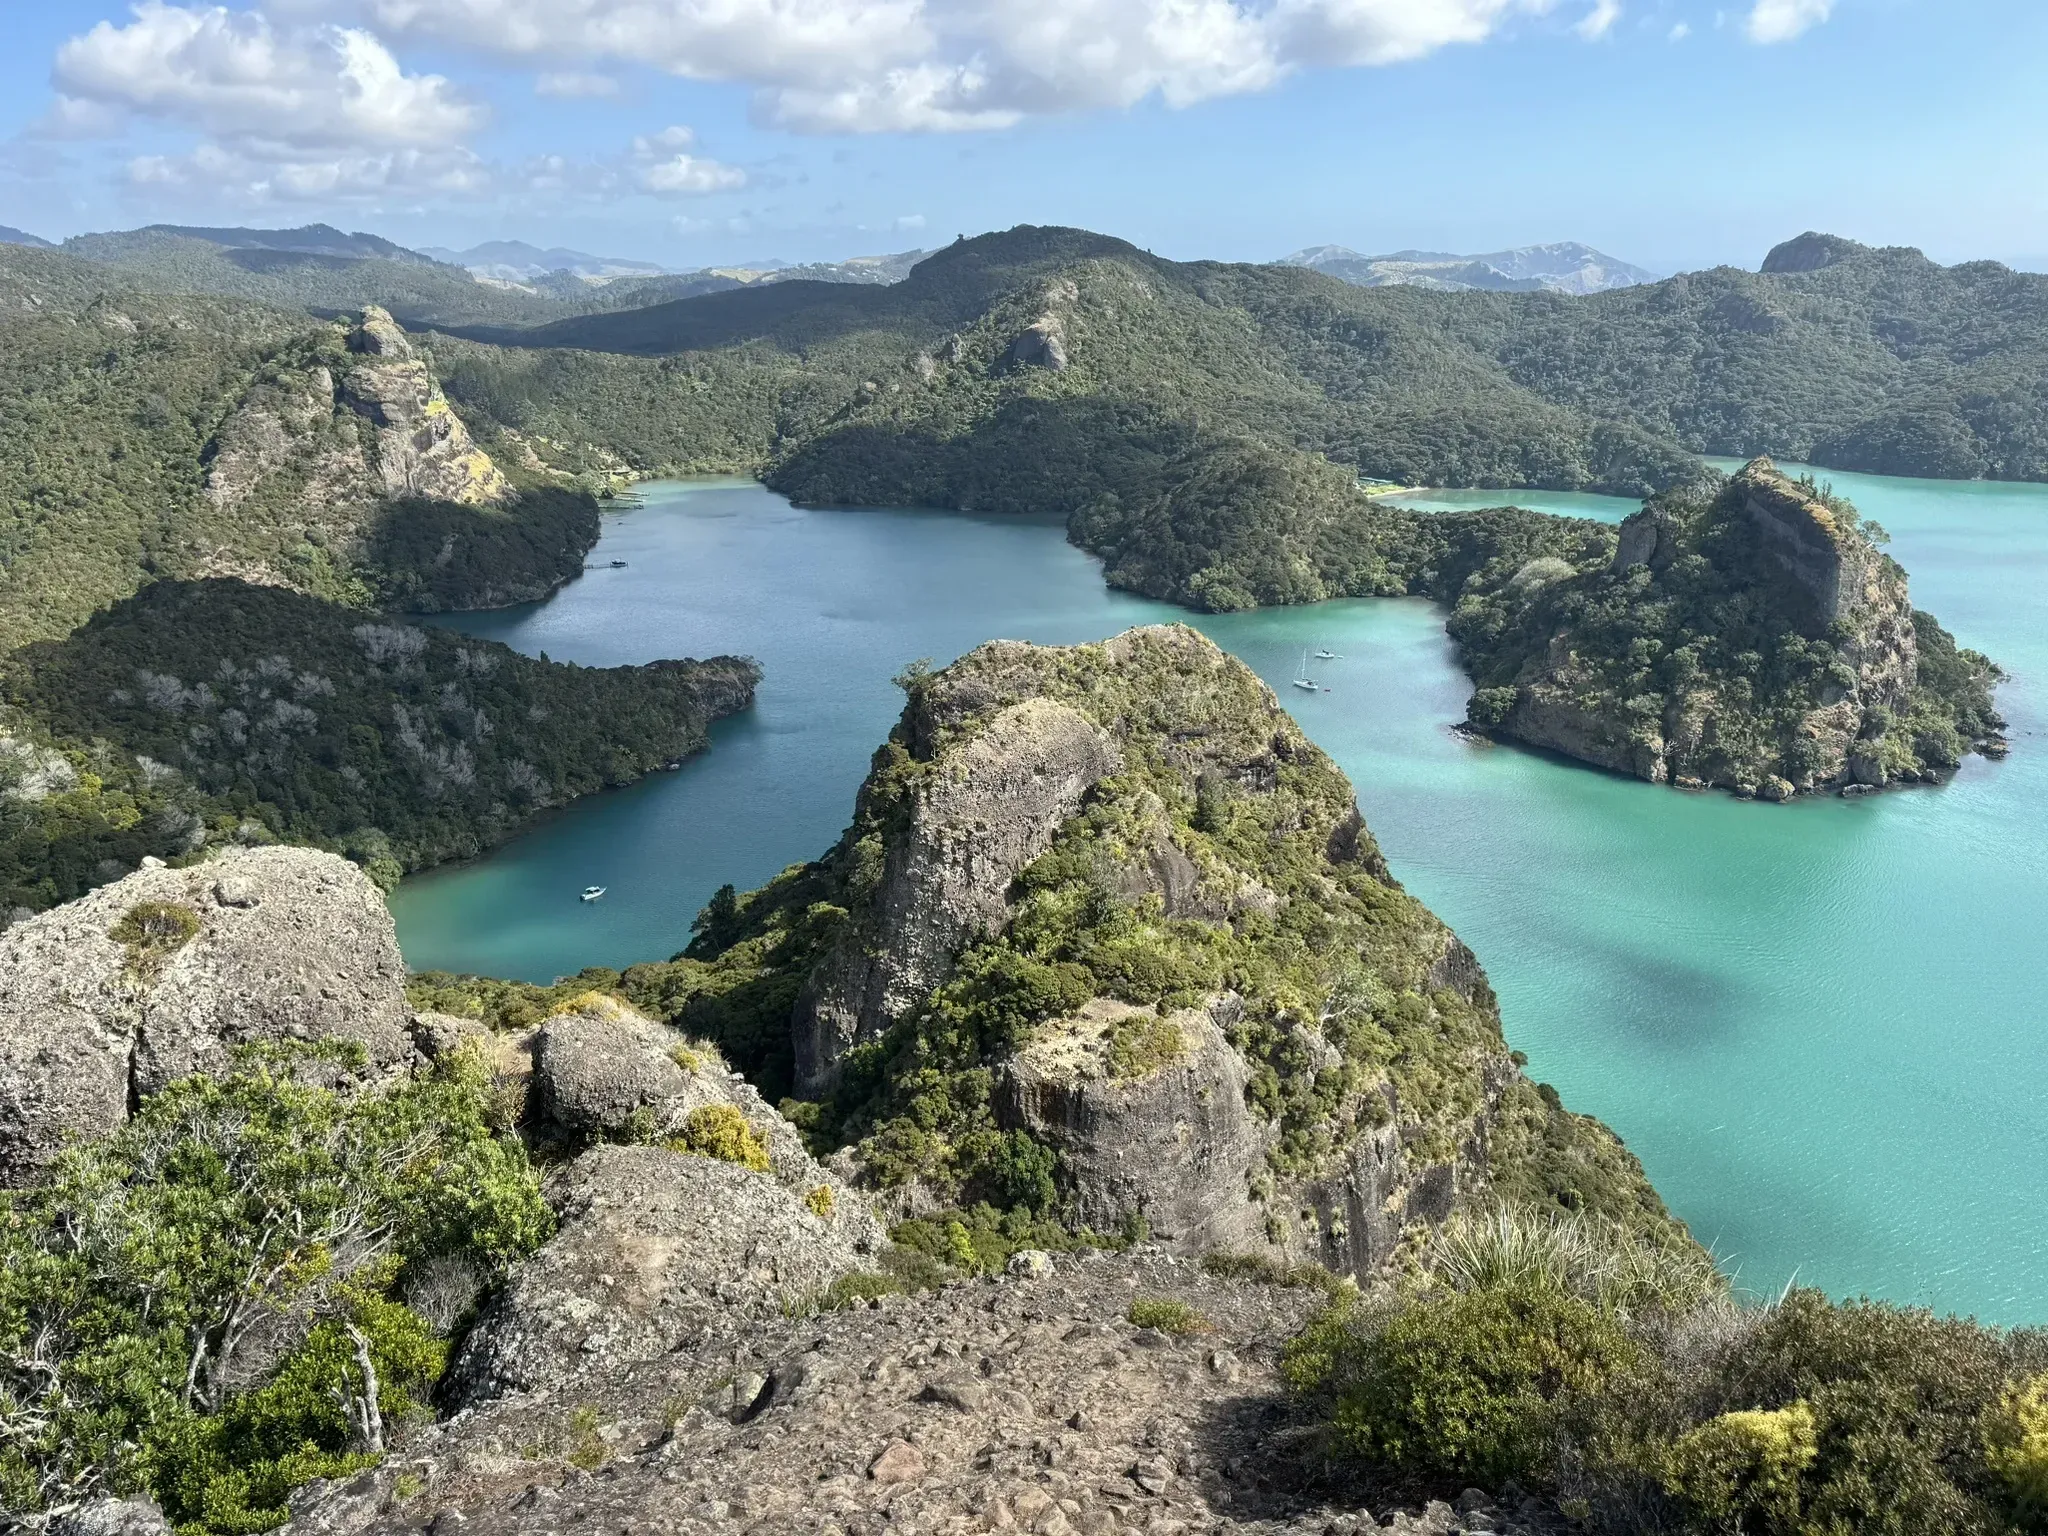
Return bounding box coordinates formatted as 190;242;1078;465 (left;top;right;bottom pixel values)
1278;241;1659;295
0;226;52;248
419;241;671;283
74;223;441;265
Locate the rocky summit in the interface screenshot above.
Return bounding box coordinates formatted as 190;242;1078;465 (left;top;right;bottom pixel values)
641;624;1686;1274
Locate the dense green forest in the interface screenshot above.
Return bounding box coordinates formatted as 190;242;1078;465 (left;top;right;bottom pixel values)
0;245;605;649
401;225;2048;613
0;580;757;914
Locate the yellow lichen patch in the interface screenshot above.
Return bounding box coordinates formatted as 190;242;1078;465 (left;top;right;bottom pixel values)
668;1103;771;1171
804;1184;836;1218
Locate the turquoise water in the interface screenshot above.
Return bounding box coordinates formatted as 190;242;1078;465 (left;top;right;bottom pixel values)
394;470;2048;1323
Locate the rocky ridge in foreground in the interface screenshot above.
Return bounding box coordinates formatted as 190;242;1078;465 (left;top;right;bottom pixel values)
276;1249;1554;1536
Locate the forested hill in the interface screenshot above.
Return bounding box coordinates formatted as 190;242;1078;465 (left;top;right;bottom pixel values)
459;225;2048;486
406;225;2048;610
0;244;603;650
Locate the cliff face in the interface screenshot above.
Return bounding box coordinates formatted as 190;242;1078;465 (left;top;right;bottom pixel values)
340;305;511;504
1460;459;2003;798
664;625;1687;1282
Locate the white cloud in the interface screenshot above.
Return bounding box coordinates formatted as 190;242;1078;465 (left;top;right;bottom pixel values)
56;3;479;147
1574;0;1620;39
631;125;747;195
52;2;484;199
1668;19;1691;39
297;0;1568;132
1745;0;1832;43
535;69;620;98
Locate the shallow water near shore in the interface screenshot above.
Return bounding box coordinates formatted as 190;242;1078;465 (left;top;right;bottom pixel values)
394;468;2048;1323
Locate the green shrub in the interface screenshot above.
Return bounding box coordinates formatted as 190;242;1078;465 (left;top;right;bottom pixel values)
1299;1284;1640;1489
1128;1298;1212;1336
1661;1402;1818;1532
111;899;200;972
1986;1372;2048;1516
670;1104;771;1171
0;1043;550;1527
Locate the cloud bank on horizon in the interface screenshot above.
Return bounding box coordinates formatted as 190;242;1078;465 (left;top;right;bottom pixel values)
27;0;1844;206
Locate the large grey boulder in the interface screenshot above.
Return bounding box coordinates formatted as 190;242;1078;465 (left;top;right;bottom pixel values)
1000;998;1270;1250
450;1145;872;1406
0;847;414;1185
531;994;885;1250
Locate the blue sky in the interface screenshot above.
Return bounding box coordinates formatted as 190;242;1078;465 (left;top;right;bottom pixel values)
1;0;2042;274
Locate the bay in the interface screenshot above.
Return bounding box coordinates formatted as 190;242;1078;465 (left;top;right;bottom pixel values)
393;468;2048;1323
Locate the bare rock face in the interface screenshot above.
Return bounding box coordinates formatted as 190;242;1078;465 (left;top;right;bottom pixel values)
50;1496;173;1536
0;847;414;1186
448;1145;873;1407
795;697;1123;1092
340;306;510;505
1000;1000;1269;1249
1000;317;1069;372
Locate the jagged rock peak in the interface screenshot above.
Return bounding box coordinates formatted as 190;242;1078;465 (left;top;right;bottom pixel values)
339;305;509;504
346;302;414;359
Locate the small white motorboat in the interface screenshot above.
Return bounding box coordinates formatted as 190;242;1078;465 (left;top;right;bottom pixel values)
580;886;607;902
1315;648;1340;660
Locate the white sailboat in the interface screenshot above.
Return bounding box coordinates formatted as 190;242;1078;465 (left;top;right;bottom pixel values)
1291;648;1320;692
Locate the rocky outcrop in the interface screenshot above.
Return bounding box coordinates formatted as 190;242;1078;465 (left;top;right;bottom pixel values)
530;993;883;1250
341;307;510;504
1000;999;1268;1248
0;847;414;1185
449;1145;874;1407
1480;458;1997;797
1000;316;1069;372
689;625;1676;1285
796;697;1123;1092
284;1248;1568;1536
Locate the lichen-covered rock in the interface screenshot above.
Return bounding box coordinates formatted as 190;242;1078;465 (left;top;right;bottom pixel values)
448;1145;873;1406
529;994;881;1249
0;847;414;1185
49;1496;173;1536
534;996;693;1138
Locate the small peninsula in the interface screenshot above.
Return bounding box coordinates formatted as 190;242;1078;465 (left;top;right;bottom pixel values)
1450;458;2004;797
0;579;757;913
